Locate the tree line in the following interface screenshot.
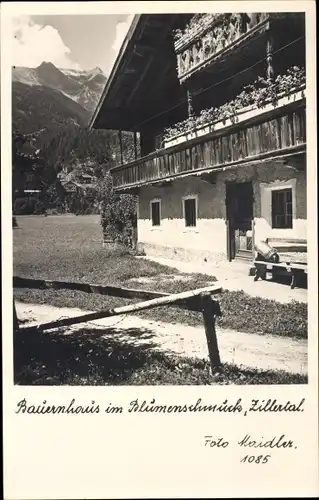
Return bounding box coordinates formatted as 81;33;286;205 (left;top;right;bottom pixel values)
12;127;138;247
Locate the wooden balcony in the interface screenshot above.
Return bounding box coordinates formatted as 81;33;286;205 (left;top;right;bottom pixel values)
110;91;306;192
174;13;271;83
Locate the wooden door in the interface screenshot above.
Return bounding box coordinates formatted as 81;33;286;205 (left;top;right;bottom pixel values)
226;182;253;260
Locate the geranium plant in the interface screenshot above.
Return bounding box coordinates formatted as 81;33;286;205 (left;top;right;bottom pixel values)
163;66;305;141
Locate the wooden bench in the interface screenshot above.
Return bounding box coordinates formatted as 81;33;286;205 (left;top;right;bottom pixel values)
254;237;307;289
265;237;307;253
254;260;307;289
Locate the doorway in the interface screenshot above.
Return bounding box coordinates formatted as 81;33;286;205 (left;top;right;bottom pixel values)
226;181;254;261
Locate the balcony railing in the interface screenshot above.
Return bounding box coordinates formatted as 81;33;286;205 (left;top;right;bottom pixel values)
111;91;306;191
174;13;270;82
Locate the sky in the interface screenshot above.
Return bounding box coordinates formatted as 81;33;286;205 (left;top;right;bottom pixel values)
12;14;134;74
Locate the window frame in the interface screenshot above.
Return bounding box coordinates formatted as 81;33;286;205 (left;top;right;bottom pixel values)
182;195;198;230
150;198;162;228
260;178;296;235
271;188;293;229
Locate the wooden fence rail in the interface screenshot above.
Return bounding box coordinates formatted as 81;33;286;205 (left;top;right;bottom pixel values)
13;277;223;369
13;276;172;300
13;276;219;312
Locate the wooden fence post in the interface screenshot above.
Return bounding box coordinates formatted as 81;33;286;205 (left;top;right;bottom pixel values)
201;293;221;370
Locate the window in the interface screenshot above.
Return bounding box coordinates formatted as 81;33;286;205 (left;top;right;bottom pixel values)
150;200;161;226
183;197;197;227
271;188;293;228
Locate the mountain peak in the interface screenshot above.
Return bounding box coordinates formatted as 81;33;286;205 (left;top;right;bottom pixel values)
12;62;107;113
87;66;105;79
37;61;57;70
92;66;103;74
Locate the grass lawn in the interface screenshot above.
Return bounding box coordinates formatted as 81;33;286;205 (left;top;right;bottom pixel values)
14;324;307;386
13;215;307;339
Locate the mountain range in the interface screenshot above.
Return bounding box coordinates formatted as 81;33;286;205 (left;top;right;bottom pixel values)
12;61;107;116
12;62;135;193
12;61;114;185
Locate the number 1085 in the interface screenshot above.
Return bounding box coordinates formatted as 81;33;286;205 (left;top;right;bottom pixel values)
240;455;271;464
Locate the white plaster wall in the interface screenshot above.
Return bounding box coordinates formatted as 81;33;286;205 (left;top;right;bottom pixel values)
254;217;307;242
254;166;307;242
138;217;227;253
217;160;307;243
136;157;307;261
138;177;227;260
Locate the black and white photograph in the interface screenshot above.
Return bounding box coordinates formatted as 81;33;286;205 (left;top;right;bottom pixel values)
11;9;309;387
2;2;318;499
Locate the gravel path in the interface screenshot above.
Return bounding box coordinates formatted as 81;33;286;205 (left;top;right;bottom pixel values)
16;301;307;375
138;256;308;304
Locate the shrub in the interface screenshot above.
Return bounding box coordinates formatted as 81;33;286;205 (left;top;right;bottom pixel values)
13;196;37;215
33;199;46;214
100;173;137;248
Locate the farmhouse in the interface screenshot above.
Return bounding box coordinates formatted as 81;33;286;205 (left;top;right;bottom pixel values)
90;13;306;264
77;173;98;185
58;172;98;194
60;180;78;194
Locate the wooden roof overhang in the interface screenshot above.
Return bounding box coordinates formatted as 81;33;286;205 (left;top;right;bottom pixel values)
89;14;192;132
90;13;305;132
